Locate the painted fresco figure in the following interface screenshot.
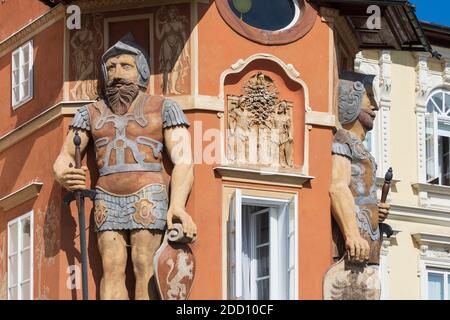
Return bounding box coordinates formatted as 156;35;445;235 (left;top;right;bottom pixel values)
53;34;196;300
326;72;390;300
70;15;103;100
156;5;189;95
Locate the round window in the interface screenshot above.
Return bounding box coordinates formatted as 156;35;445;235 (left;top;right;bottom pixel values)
216;0;317;45
228;0;300;31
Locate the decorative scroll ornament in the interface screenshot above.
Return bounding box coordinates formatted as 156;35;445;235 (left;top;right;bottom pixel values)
227;72;294;168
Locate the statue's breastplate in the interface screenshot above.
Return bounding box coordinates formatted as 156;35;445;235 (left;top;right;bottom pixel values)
348;139;377;206
347;134;379;241
88;95;165;177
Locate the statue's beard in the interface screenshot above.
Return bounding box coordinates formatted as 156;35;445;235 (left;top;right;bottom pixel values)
105;78;140;115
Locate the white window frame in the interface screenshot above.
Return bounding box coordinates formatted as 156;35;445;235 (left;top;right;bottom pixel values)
7;211;34;300
419;258;450;300
11;40;33;109
425;89;450;185
228;189;298;300
425;267;450;300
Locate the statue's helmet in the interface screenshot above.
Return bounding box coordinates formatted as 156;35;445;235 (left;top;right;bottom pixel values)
338;71;379;126
101;33;150;89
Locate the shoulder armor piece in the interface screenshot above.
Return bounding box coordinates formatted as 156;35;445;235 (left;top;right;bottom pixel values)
162;99;190;129
69;105;91;131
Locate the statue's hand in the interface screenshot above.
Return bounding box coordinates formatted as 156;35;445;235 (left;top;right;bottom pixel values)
378;202;390;223
167;207;197;240
345;234;370;263
55;165;88;192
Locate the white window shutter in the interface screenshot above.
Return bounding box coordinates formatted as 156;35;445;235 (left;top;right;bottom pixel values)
288;195;298;300
27;40;33;100
228;189;242;299
12;50;20;106
425;112;439;183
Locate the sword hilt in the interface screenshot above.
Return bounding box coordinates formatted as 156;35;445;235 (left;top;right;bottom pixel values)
74;130;82;170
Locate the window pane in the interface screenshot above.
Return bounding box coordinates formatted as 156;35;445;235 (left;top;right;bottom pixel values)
21;248;31;281
446;93;450;112
22;80;30;99
12;69;19;86
22;63;30;81
22;219;31;248
256;278;269;300
428;273;444;300
13;52;19;70
9;222;18;254
21;282;31;300
9;255;18;286
22;46;30;64
433;93;444;110
228;0;297;31
427;100;435;113
256;246;269;278
13;87;20;105
9;286;18;300
255;211;269;245
448;276;450;300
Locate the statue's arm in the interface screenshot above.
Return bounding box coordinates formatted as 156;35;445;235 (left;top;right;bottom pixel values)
329;154;370;262
53;129;90;191
164;126;197;239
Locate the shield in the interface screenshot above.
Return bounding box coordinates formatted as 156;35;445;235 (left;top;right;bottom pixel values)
323;254;381;300
154;223;196;300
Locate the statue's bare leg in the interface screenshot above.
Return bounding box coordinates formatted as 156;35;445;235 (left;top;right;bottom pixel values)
130;229;163;300
97;230;129;300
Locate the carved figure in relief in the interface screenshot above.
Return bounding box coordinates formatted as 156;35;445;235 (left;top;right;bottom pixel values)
156;5;190;95
272;101;294;167
227;72;294;167
70;15;103;100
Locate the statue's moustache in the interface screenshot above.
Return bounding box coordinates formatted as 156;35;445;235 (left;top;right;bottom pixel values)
106;78;136;88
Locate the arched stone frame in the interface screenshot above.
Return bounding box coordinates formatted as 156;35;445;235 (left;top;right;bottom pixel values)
217;53;313;176
415;52;450;192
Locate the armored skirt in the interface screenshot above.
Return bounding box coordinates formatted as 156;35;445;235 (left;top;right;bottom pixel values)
94;184;169;232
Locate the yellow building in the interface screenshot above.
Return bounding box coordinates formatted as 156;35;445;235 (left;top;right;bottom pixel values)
356;22;450;300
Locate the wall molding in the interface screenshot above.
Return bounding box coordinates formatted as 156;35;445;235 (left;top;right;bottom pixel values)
389;203;450;227
0;182;43;211
0;4;65;58
0;101;91;153
305;111;336;128
214;166;314;188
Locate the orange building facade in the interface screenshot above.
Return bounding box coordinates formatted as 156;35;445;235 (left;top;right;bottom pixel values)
0;0;431;300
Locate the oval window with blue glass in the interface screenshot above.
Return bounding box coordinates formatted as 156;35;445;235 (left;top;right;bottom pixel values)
228;0;301;31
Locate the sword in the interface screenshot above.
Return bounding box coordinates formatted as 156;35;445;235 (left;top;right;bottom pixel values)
63;130;95;300
379;167;393;238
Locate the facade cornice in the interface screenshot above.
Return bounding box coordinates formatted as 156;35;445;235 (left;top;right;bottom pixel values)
0;181;43;211
0;101;92;153
0;4;65;58
75;0;210;13
389;203;450;227
214;166;314;189
412;182;450;196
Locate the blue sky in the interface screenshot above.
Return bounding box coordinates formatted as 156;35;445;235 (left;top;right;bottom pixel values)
409;0;450;26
